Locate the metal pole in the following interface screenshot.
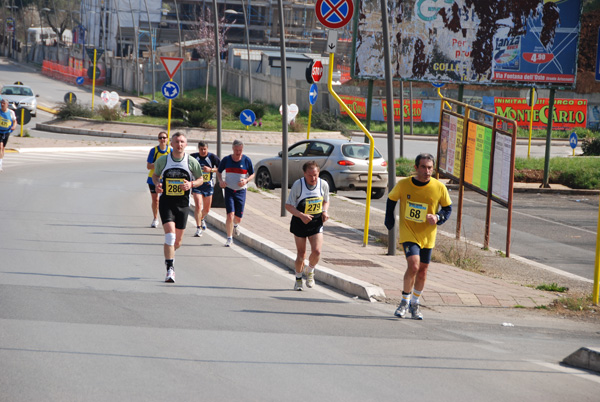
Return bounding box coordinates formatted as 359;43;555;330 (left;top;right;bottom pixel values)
212;0;222;158
141;0;155;100
278;0;288;217
409;82;414;135
380;0;396;255
542;88;556;188
365;79;373;143
116;9;125;92
127;0;140;96
241;0;252;103
399;81;404;158
173;0;183;94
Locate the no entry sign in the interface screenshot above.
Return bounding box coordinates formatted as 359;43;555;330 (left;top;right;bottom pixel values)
315;0;354;30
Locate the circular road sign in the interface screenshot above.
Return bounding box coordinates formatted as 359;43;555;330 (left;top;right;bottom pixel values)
87;66;101;80
569;132;578;149
64;92;77;104
15;108;31;125
315;0;354;30
76;76;85;85
311;60;323;83
305;61;315;84
161;81;180;100
309;83;318;105
240;109;256;126
121;99;135;112
526;89;538;107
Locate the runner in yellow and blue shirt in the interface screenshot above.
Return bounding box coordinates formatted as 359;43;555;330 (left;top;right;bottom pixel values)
146;131;171;228
0;99;17;172
385;153;452;320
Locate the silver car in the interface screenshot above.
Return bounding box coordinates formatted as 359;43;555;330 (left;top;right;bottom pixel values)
1;85;38;117
254;139;389;199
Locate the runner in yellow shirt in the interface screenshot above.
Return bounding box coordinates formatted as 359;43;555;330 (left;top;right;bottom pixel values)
385;153;452;320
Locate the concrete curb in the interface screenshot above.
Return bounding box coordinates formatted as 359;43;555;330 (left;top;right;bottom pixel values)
562;347;600;373
202;207;386;302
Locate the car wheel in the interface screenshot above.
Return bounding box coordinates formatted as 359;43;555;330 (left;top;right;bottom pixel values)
255;167;274;189
320;172;336;193
371;188;386;199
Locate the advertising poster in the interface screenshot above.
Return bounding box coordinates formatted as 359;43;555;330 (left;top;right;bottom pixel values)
464;122;493;192
492;133;513;204
353;0;582;87
438;112;464;179
494;97;587;129
339;95;422;122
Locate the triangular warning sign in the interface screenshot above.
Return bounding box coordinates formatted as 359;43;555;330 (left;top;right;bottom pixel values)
160;57;184;80
85;48;104;61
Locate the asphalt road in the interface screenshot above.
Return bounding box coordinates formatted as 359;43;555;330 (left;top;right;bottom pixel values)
1;148;599;401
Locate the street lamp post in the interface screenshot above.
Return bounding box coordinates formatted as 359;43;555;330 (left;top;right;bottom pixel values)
7;4;18;59
40;7;51;62
225;7;251;103
141;0;156;100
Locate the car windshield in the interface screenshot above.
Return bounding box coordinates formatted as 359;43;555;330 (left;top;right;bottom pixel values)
2;86;33;96
342;144;382;159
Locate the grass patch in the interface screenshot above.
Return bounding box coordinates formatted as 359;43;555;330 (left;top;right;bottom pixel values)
536;283;569;292
432;240;483;272
395;157;416;177
552;293;595;312
516;126;599;140
514;156;600;189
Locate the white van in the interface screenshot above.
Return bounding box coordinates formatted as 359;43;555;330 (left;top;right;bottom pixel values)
27;27;72;46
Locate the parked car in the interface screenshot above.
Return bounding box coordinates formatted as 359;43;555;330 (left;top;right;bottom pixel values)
0;84;38;117
254;139;389;199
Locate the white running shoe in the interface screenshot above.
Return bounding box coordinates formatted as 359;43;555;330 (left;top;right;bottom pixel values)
306;272;315;288
194;227;203;237
151;219;159;228
409;303;423;320
234;225;240;236
165;268;175;283
201;219;207;230
225;237;233;247
294;278;303;291
394;299;409;318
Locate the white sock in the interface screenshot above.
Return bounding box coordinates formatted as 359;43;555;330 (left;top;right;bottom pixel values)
411;289;422;305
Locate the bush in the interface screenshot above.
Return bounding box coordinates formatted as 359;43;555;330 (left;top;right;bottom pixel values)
141;101;169;118
581;137;600;156
96;105;121;121
233;102;267;120
185;109;214;128
173;97;215;122
312;111;349;135
55;102;94;119
395;157;415;176
289;120;304;132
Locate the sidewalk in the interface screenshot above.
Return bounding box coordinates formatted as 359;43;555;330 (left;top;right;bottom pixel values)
203;188;559;307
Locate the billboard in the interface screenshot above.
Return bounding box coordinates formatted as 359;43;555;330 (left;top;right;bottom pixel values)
339;95;422;122
494;97;587;129
353;0;583;88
